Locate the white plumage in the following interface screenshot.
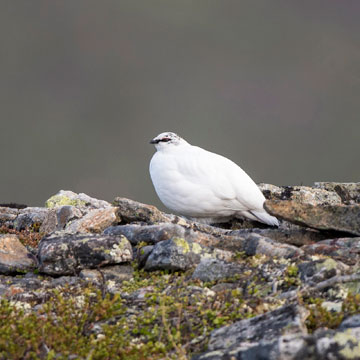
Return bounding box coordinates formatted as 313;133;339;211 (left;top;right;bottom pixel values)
149;132;279;226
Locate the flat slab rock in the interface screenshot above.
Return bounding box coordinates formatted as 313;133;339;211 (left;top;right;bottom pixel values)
314;182;360;204
264;200;360;236
38;234;132;275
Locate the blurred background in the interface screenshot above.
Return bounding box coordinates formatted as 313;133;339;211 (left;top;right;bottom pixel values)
0;0;359;208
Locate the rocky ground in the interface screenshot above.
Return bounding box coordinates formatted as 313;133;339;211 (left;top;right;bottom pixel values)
1;183;360;359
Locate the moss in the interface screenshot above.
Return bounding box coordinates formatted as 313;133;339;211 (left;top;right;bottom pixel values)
0;263;286;359
306;293;360;333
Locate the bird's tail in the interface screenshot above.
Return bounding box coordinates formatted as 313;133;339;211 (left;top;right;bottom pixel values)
249;210;279;227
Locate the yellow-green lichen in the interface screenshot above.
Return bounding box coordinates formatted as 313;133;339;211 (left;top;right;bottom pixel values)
333;331;360;359
45;195;87;208
191;242;203;254
172;237;190;253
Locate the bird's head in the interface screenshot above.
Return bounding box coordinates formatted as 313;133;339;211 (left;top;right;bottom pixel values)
150;132;189;151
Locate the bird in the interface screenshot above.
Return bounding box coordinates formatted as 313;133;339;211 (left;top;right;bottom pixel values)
149;132;279;226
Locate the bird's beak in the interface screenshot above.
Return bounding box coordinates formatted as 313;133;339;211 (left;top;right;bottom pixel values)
150;139;159;144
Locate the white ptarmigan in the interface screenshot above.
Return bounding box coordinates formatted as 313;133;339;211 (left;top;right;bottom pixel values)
149;132;279;226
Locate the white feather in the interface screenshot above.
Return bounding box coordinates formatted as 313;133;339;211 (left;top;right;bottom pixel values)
149;132;279;226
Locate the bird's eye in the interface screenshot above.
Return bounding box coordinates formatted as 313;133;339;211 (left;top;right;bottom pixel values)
161;138;171;142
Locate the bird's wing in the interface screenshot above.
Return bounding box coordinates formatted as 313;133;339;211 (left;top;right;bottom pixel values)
189;146;266;211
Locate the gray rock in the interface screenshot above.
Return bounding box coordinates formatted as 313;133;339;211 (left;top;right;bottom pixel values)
14;207;50;231
136;245;154;268
302;237;360;265
194;304;308;359
339;314;360;330
314;327;360;359
104;223;189;244
0;234;37;274
40;205;84;234
243;233;303;259
144;237;213;271
259;183;342;206
38;234;132;275
192;258;244;282
298;258;345;284
314;182;360;204
79;264;134;290
113;197;174;224
265;200;360;236
230;225;328;247
0;207;19;227
45;190;111;209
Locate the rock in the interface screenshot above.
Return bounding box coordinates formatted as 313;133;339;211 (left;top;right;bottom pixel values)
0;235;37;274
230;225;328;247
194;304;308;359
79;264;134;291
144;237;214;271
38;234;132;275
0;207;19;227
264;200;360;236
242;233;303;259
65;207;119;233
14;207;50;231
298;258;346;284
192;258;244;282
259;183;342;206
40;205;84;234
314;182;360;204
136;245;154;268
339;314;360;330
314;327;360;359
302;237;360;265
113;197;176;224
104;223;189;244
45;190;111;209
321;301;342;312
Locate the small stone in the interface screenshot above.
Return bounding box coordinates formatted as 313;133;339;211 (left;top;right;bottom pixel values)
321;301;342;312
0;235;37;274
264;200;360;236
